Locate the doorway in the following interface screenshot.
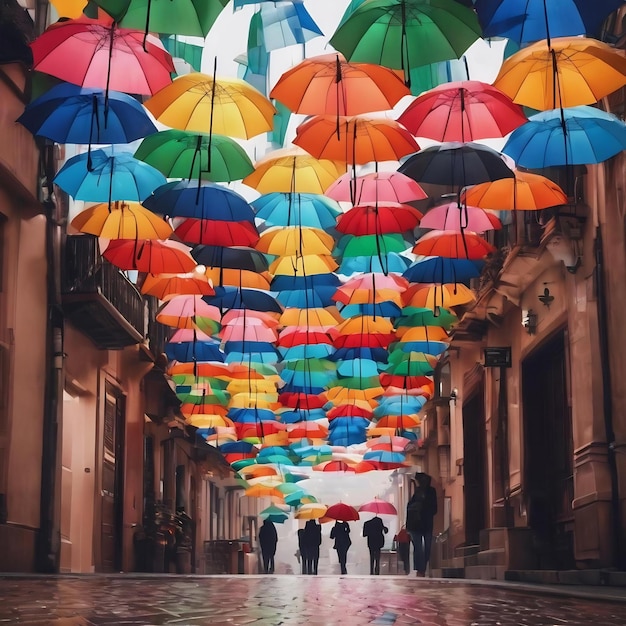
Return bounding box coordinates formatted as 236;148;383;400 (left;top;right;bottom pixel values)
522;331;574;568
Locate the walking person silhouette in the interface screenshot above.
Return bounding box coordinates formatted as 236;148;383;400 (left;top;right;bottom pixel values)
258;519;278;574
330;520;351;574
362;515;388;575
406;472;438;577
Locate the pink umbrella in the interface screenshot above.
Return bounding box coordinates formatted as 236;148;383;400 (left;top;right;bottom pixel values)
358;499;398;516
221;310;280;327
325;171;427;205
419;202;501;232
156;294;221;328
169;328;215;343
220;324;279;343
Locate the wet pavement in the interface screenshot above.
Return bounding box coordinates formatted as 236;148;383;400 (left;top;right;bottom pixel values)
1;575;625;626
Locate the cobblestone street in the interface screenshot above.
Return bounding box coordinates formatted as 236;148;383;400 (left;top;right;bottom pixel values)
1;575;625;626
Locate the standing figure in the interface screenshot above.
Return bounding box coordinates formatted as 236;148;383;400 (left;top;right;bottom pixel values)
302;519;322;575
297;528;308;574
393;525;411;575
258;519;278;574
406;472;438;577
330;520;351;574
362;515;388;575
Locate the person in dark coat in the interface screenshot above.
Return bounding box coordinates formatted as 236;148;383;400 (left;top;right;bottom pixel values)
297;528;307;574
302;519;322;575
258;519;278;574
362;515;388;575
405;472;438;577
330;520;351;574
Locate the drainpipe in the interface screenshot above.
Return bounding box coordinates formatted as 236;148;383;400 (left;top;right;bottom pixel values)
594;226;624;570
35;141;65;573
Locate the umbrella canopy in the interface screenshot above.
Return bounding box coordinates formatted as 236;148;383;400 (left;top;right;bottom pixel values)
474;0;625;45
324;502;360;522
399;142;515;187
403;256;483;284
329;0;482;86
295;503;328;519
134;130;254;182
144;180;255;221
102;238;196;273
493;36;626;110
325;170;427;205
192;245;269;272
270;52;410;116
156;295;221;329
141;272;215;299
358;499;398;515
70;201;172;239
462;170;568;211
502;106;626;168
144;71;276;138
30;16;174;95
54;149;167;202
294;115;419;165
17;82;158;145
174;219;259;247
413;230;496;259
336;203;423;235
253;192;341;229
257;227;335;256
243;150;346;194
92;0;229;37
403;281;475;308
397;80;527;142
419;202;501;232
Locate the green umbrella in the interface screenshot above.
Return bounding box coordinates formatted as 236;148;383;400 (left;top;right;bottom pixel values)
329;0;482;86
91;0;228;37
134;129;254;182
340;233;410;257
395;307;458;330
384;352;437;376
329;375;382;390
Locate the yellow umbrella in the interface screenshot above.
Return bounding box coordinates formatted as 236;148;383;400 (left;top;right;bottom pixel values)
145;72;276;138
324;387;382;405
243;148;346;194
270;254;338;276
335;315;394;336
395;326;449;342
140;272;214;299
226;379;278;394
494;36;626;110
257;227;335;256
333;286;403;307
404;283;475;309
70;201;172;239
228;392;281;410
50;0;87;18
295;503;328;519
186;414;235;429
280;307;343;328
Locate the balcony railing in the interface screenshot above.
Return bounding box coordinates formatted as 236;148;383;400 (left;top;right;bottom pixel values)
62;235;146;349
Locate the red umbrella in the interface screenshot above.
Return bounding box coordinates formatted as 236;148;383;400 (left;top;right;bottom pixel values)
102;238;197;274
312;460;355;472
30;16;174;95
325;502;360;522
412;230;496;260
397;80;527;142
326;405;373;420
174;218;260;247
358;499;398;515
336;203;423;235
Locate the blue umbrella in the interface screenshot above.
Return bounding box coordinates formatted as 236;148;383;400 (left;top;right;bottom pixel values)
363;450;406;464
228;407;277;423
143;180;255;221
474;0;625;45
279;344;335;360
17;83;157;145
338;302;403;318
251;1;323;51
328;416;371;430
165;341;224;363
392;339;449;356
338;253;411;275
275;288;336;309
220;441;256;453
502;106;626;168
403;257;483;284
253;192;340;229
54;149;167;202
270;273;341;292
203;287;283;314
278;408;327;423
336;359;380;378
330;347;388;364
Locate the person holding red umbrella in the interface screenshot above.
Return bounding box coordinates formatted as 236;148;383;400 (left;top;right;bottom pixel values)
362;515;388;575
330;520;352;575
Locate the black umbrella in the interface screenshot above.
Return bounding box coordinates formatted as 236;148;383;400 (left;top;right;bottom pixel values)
191;245;269;273
398;141;515;188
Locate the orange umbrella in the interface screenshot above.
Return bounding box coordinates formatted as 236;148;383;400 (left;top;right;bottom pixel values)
140;271;214;299
312;460;356;472
412;230;496;260
335;315;395;336
102;238;196;273
270;52;410;116
395;326;449;342
280;307;343;328
403;283;475;309
376;414;421;429
244;484;285;499
71;201;172;239
187;414;234;429
204;267;271;290
462;170;568;211
294;115;419;165
238;465;279;478
270;254;339;276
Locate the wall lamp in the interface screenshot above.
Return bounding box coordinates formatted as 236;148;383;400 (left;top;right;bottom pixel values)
449;388;458;405
523;309;538;335
538;285;554;308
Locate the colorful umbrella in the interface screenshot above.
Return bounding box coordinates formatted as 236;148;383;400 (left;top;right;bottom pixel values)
336;203;423;235
493;36;626;110
501;106;626;168
252;192;341;229
17;83;158;145
70;201;172;239
174;219;260;247
251;1;323;51
30;16;174;95
397;80;527;142
295;503;328;519
134;130;254;182
324;502;360;522
403;281;475;308
144;71;276;138
140;272;215;299
358;499;398;515
156;295;221;329
204;287;283;314
403;256;483;284
257;227;335;256
462;170;568;211
270;52;410;116
399;142;515;188
91;0;229;37
243;149;346;194
325;170;427;204
413;229;496;259
192;246;269;273
102;238;196;273
474;0;625;45
294;116;419;165
419;202;501;232
329;0;482;86
54;149;167;202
